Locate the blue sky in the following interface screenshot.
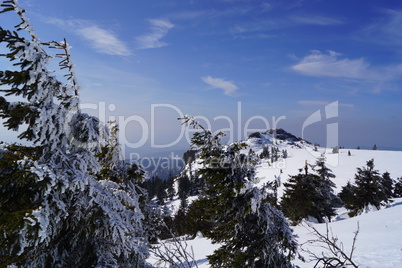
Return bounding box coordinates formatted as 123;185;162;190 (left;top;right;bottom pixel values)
1;0;402;155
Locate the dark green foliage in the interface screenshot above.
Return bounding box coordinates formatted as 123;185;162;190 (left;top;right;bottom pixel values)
339;159;393;217
177;174;191;200
373;144;377;150
166;173;175;201
140;175;175;205
338;182;355;208
207;187;296;268
0;2;148;266
170;197;189;236
0;145;45;265
282;149;288;159
260;144;269;159
281;173;331;224
393;177;402;197
180;197;215;237
281;156;339;224
271;146;279;162
248;132;263;139
182;149;196;165
180;117;297;268
381;172;394;200
265;128;300;142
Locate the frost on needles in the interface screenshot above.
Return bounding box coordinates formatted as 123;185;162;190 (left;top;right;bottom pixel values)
0;0;148;267
179;117;298;268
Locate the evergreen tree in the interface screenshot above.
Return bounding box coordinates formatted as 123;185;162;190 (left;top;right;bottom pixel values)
172;197;189;236
281;156;339;224
313;155;342;212
182;149;196;165
281;173;326;224
381;172;394;200
181;117;297;268
260;144;270;159
156;183;167;205
373;144;377;150
180;196;215;237
0;2;148;266
341;159;392;216
338;181;355;208
271;146;279;162
177;174;191;200
166;173;175;201
393;177;402;197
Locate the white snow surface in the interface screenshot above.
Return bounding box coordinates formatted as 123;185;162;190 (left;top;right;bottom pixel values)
294;199;402;267
149;202;401;267
149;133;402;267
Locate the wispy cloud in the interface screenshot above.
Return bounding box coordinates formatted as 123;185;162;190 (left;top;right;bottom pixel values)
298;100;354;108
229;14;342;39
201;76;238;96
77;26;131;56
47;18;131;56
136;19;174;49
291;50;402;81
290;15;343;25
363;9;402;47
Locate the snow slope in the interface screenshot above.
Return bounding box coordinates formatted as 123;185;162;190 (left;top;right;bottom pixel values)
293;200;402;267
247;133;402;198
148;130;402;267
148;201;402;267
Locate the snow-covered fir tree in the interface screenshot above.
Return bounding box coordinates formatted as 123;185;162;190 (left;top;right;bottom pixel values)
394;177;402;198
312;154;342;215
0;1;148;266
181;116;298;268
281;156;339;224
340;159;393;216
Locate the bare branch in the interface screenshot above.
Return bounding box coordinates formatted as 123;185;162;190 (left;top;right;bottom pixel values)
300;221;359;267
150;222;198;267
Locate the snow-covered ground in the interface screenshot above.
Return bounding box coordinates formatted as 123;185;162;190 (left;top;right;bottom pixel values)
148;133;402;267
149;201;402;267
294;199;402;267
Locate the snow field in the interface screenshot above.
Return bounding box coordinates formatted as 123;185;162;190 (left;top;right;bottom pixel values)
149;133;402;267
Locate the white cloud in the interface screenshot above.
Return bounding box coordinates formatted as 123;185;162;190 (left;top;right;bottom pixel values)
298;100;354;108
290;15;343;26
47;18;131;56
363;9;402;46
136;19;174;49
201;76;238;96
76;25;132;56
291;50;395;81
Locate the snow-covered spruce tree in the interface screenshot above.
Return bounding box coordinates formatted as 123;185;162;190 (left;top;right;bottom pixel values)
312;154;342;213
394;177;402;198
181;116;298;268
381;171;394;200
0;1;148;267
281;157;338;224
341;159;392;217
